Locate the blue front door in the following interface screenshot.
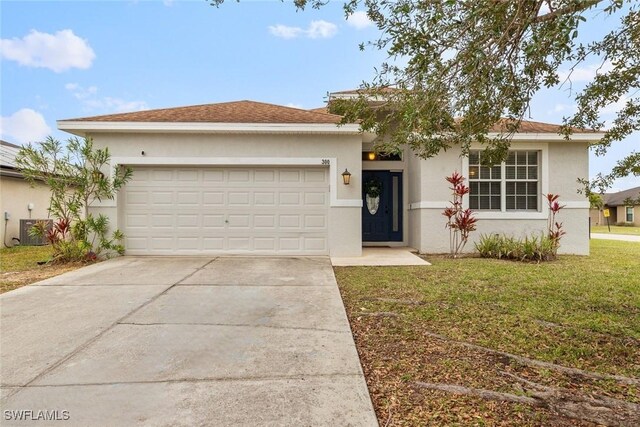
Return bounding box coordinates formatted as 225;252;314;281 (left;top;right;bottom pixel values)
362;170;403;242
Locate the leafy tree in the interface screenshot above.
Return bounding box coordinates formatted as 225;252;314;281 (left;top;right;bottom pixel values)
15;137;132;262
588;193;604;210
211;0;639;190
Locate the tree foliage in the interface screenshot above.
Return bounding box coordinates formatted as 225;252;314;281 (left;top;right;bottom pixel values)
211;0;639;189
16;137;133;261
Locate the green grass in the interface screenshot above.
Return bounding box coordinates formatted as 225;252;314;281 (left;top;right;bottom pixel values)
0;245;53;273
591;225;640;235
335;239;640;377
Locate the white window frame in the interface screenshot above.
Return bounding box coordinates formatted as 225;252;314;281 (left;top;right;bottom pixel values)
626;206;634;223
462;143;549;220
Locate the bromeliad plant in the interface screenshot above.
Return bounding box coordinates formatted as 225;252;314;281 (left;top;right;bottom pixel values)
443;172;477;258
17;136;132;263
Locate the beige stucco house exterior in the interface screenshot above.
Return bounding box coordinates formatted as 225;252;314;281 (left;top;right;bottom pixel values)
0;140;52;247
57;93;601;257
590;186;640;227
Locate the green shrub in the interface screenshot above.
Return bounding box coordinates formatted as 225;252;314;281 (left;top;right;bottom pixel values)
17;136;132;263
476;233;557;262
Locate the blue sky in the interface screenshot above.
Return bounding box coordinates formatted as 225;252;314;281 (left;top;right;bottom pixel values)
1;0;638;191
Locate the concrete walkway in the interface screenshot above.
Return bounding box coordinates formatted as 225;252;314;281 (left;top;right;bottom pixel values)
591;233;640;242
1;257;377;426
332;247;430;266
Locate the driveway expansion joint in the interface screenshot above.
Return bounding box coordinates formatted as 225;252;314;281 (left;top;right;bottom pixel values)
116;321;351;334
20;373;367;388
6;257;218;399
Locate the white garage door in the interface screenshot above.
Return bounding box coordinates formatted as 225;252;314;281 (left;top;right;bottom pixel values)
121;166;329;255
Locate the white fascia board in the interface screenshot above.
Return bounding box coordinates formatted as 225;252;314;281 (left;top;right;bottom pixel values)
57;121;362;135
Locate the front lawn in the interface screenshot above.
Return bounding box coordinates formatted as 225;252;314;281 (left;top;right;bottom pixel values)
0;245;83;293
591;225;640;235
335;239;640;426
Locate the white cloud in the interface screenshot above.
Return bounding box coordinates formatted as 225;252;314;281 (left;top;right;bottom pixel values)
551;103;576;114
65;83;147;113
601;95;628;115
0;109;51;145
346;11;373;30
65;83;98;100
268;25;304;40
307;20;338;39
0;29;95;73
558;60;613;83
286;103;303;109
269;20;337;40
87;97;148;113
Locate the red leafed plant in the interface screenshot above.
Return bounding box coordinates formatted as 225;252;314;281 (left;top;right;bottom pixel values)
443;172;477;257
546;193;566;257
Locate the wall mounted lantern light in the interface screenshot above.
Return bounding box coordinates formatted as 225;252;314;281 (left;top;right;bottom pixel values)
92;169;105;180
341;168;352;185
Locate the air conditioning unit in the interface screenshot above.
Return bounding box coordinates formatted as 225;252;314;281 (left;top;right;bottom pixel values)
19;219;52;246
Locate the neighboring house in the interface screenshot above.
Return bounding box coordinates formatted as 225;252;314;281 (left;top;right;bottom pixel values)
0;140;52;247
57;92;602;257
590;186;640;227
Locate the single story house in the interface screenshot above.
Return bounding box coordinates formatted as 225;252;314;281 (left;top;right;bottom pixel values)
589;186;640;227
57;92;601;257
0;140;52;247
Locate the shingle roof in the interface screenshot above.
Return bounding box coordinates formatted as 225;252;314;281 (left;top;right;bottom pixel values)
309;106;593;134
604;186;640;206
330;89;598;134
0;140;20;148
0;140;20;168
62;101;343;124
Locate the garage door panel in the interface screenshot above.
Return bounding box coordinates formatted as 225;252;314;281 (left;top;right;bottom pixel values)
254;170;275;182
228;170;250;182
227;214;250;229
151;192;173;205
122;166;329;255
152;170;174;182
227;192;251;206
279;192;301;205
203;192;225;206
305;169;326;182
203;214;226;228
254;192;276;206
177;191;199;205
126;191;148;205
304;192;327;205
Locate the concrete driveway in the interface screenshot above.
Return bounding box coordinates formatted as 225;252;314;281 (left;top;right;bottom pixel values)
1;257;377;426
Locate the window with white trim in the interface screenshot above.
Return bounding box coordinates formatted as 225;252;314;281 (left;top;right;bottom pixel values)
626;206;634;223
469;150;540;211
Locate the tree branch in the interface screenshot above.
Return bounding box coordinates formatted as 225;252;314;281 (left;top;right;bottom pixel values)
533;0;603;24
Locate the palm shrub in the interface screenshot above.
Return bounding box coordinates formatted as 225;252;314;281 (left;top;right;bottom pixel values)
17;136;132;263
